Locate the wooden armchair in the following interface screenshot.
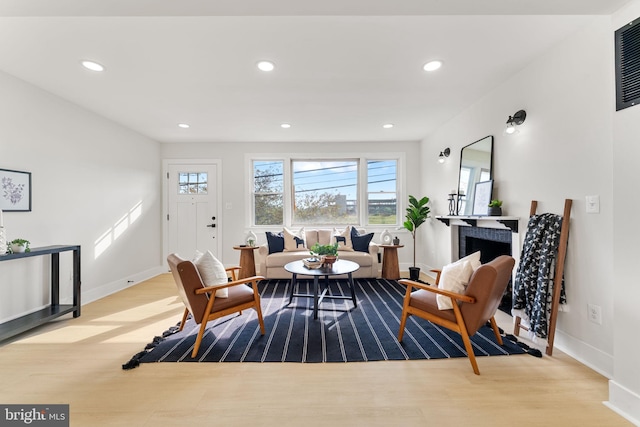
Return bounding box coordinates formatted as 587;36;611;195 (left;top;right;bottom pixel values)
398;255;515;375
167;253;266;358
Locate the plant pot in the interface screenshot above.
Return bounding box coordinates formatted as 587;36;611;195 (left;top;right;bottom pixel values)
488;206;502;216
409;267;421;281
321;255;337;267
10;244;26;253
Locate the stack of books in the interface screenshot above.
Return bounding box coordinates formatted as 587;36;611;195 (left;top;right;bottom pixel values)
302;257;322;269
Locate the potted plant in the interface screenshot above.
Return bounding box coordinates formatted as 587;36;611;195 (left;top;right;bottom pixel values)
310;242;339;266
9;238;30;253
402;195;431;280
488;199;503;216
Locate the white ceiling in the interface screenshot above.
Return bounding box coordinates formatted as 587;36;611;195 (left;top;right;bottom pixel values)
0;1;630;143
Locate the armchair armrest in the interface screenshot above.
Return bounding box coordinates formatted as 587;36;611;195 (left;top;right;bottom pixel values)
196;275;265;294
430;269;442;285
398;279;476;304
225;266;241;281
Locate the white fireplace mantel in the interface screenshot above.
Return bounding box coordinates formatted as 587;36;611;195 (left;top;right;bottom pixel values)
435;215;521;285
435;215;520;233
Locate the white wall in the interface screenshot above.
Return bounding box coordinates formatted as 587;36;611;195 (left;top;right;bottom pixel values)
0;70;163;322
161;141;422;270
422;10;640;425
610;2;640;424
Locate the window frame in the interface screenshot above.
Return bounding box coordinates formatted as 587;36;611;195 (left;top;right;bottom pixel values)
247;153;404;229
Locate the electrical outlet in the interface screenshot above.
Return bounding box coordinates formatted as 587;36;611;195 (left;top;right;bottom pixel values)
587;304;602;325
586;195;600;214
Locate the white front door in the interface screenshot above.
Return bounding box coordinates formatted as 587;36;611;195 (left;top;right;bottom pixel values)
166;162;220;259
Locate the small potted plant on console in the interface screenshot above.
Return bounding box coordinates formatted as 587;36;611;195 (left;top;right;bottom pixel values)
9;238;30;253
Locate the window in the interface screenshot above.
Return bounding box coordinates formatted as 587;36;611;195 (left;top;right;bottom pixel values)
292;160;358;225
253;160;284;225
178;172;208;194
251;156;400;227
367;160;397;224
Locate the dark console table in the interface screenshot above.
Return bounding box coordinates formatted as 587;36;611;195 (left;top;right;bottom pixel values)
0;245;81;342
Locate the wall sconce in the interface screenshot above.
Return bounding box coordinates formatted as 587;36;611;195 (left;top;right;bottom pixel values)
438;147;450;163
504;110;527;135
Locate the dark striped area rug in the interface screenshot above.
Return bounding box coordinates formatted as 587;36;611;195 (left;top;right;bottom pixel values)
123;278;525;368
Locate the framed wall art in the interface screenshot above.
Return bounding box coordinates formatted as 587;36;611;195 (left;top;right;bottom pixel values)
472;180;493;216
0;168;32;212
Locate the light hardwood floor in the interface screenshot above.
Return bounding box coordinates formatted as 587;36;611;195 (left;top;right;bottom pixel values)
0;273;632;426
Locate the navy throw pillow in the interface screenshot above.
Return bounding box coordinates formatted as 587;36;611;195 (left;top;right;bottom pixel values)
265;231;285;254
350;227;374;253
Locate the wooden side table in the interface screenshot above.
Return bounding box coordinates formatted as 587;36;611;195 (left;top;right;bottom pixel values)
380;244;403;280
233;246;258;279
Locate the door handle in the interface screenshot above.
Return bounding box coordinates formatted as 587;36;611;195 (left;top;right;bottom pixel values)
207;224;216;228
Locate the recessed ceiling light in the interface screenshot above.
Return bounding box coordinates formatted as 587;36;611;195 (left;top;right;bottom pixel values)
257;60;275;72
178;123;190;129
81;60;105;72
383;123;394;129
423;60;443;72
281;123;291;129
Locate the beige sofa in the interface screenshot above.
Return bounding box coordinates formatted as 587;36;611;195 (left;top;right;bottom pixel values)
256;228;380;279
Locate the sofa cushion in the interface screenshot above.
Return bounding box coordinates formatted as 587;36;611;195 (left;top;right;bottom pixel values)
333;226;354;251
265;249;372;268
318;229;333;246
351;227;374;253
284;227;307;251
265;251;310;268
265;231;285;254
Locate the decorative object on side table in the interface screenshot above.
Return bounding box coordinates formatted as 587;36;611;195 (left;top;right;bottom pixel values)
488;199;503;216
379;229;392;245
246;230;257;247
392;236;400;245
309;242;339;267
402;195;431;281
9;238;30;253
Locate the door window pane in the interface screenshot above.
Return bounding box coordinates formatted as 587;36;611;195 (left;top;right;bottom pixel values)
178;172;208;194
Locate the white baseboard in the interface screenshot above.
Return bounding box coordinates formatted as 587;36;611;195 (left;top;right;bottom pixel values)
82;265;166;305
605;381;640;426
552;329;614;378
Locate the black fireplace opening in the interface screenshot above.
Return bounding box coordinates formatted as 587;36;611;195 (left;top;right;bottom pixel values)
459;227;513;314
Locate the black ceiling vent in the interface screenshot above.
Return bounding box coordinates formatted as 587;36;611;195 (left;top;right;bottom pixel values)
616;18;640;111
